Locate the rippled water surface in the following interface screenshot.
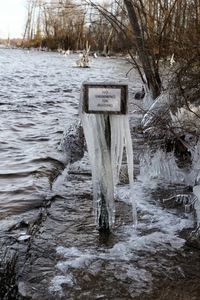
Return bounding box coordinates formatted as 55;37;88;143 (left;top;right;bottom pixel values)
0;49;133;218
0;49;199;300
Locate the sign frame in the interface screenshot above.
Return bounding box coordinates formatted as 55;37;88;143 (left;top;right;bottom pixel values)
82;82;128;114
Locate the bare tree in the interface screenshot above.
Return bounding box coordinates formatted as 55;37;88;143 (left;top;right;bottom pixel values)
124;0;161;99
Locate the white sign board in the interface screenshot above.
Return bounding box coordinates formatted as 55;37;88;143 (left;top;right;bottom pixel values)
88;87;121;112
82;83;128;114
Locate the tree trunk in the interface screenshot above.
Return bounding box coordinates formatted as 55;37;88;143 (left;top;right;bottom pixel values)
124;0;161;99
103;27;114;56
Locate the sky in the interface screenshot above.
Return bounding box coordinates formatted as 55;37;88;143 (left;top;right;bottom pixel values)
0;0;107;39
0;0;27;39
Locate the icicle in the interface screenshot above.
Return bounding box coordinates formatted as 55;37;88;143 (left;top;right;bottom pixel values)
81;113;115;228
110;115;125;184
123;115;137;223
81;112;136;229
110;115;137;224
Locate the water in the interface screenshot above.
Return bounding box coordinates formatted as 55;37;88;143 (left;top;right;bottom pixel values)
0;49;132;219
0;49;199;300
0;49;73;217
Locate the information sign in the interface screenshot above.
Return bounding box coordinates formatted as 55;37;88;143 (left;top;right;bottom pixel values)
82;83;128;114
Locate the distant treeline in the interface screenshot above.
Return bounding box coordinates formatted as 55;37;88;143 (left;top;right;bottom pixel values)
0;38;22;47
22;0;130;54
22;0;200;59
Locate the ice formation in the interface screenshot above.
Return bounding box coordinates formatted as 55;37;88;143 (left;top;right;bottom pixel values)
190;139;200;227
140;111;200;227
170;106;200;136
61;120;85;164
139;148;185;184
81;113;136;229
142;92;170;130
139;138;200;186
193;185;200;228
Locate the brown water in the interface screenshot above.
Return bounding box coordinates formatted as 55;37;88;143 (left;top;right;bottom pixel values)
0;49;199;300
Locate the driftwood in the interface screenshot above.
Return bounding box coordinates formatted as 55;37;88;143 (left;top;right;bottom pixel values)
76;43;91;68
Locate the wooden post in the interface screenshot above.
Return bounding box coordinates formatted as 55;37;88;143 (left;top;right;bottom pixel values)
98;115;111;231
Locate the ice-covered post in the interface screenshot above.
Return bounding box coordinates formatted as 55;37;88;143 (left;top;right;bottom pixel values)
80;82;129;231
